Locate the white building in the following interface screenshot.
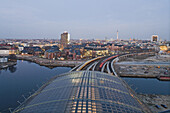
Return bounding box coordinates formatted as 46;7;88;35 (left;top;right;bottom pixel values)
18;45;24;51
0;49;9;55
0;56;8;62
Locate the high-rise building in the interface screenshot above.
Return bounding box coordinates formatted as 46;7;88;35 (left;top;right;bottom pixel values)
60;31;70;49
151;35;158;42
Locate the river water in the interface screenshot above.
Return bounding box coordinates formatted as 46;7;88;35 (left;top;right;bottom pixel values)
0;60;71;112
122;77;170;95
0;60;169;112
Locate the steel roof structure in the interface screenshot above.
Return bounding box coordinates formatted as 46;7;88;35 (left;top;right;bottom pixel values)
13;71;149;113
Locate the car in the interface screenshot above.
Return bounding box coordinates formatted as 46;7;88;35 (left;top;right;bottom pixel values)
155;105;161;109
161;104;168;109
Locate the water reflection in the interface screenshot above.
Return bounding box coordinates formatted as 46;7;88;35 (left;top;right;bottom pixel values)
8;65;17;73
0;65;17;74
0;60;71;111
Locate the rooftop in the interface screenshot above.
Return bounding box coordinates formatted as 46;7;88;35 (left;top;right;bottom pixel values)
13;71;150;113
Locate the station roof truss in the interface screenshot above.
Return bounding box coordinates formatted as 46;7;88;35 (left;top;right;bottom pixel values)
14;71;148;113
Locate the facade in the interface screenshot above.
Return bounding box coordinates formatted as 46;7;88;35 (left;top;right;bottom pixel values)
83;47;108;58
151;35;158;42
0;48;9;55
111;44;124;51
60;31;70;49
9;47;18;54
18;45;24;52
68;49;82;60
44;49;61;59
13;71;150;113
159;45;168;52
0;56;8;62
8;54;17;62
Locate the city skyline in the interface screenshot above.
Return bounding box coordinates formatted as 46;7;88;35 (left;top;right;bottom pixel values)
0;0;169;40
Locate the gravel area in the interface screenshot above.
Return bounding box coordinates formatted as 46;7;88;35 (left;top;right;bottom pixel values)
115;55;170;79
137;94;170;113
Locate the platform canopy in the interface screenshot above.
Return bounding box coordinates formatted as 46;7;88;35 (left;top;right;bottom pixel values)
14;71;149;113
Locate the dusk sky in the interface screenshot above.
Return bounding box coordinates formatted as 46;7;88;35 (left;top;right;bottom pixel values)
0;0;169;40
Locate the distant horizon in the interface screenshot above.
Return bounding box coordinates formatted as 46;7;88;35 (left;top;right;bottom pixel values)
0;0;169;40
0;31;169;41
1;37;169;41
1;33;169;41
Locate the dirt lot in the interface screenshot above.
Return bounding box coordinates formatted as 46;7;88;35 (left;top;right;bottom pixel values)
138;94;170;113
115;55;170;78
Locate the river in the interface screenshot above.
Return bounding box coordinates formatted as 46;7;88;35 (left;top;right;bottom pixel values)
0;60;169;112
0;60;71;112
122;77;170;95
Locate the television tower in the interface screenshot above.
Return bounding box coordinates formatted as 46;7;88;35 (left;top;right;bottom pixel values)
117;30;119;40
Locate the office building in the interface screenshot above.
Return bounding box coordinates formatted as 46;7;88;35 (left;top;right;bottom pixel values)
60;31;70;49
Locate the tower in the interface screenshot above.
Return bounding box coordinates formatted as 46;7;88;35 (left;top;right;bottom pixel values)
117;30;119;40
130;37;131;41
60;31;70;49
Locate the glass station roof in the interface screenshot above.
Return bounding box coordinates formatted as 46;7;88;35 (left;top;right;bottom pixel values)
13;71;149;113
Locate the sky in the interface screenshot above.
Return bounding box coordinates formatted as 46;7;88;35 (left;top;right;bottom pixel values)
0;0;169;40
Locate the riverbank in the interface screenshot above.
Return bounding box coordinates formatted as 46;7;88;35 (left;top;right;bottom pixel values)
137;93;170;113
16;55;86;68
